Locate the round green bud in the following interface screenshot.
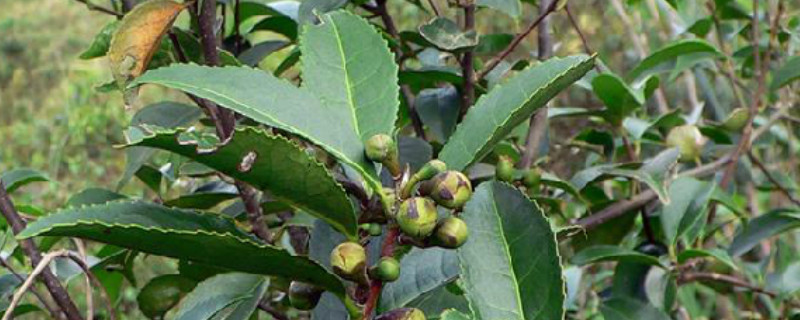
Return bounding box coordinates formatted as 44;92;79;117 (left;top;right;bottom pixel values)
417;160;447;181
429;171;473;209
721;107;749;132
495;156;514;183
375;308;427;320
368;223;383;236
434;217;469;249
397;197;438;239
365;134;397;163
370;257;401;282
666;125;705;162
137;275;196;319
289;281;323;310
330;242;367;281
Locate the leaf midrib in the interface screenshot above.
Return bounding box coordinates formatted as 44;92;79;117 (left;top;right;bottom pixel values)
329;16;363;141
489;187;526;320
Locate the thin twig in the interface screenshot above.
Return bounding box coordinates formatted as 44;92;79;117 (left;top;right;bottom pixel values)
679;272;776;297
74;0;123;17
0;181;83;320
748;151;800;207
458;0;476;120
256;300;289;320
236;181;272;242
73;239;93;320
565;3;600;74
361;227;399;320
0;256;60;319
4;250;116;320
426;0;441;16
475;0;559;81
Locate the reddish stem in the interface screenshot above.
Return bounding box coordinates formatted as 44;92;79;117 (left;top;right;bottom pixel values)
361;227;399;319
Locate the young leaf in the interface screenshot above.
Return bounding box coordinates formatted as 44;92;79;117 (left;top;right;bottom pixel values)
108;0;188;90
1;169;48;193
300;10;399;150
131;64;384;195
458;181;564;320
571;245;663;267
419;17;479;52
729;208;800;257
79;21;120;60
125;126;359;239
628;39;722;80
378;248;460;312
439;55;595;171
17;200;345;296
659;177;715;245
173;273;268;320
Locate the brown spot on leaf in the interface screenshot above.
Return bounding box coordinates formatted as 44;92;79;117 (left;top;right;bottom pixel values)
238;151;258;173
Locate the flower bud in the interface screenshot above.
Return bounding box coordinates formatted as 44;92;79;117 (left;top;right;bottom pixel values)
288;281;323;310
666;125;705;162
365;134;397;162
330;242;367;281
429;171;472;209
397;197;438;239
721;108;749;132
368;223;383;236
369;257;401;282
434;217;469;249
523;167;542;195
495;156;514;183
375;308;427;320
401;160;447;199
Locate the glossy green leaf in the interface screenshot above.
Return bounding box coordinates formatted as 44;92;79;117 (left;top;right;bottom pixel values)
419;17;479;52
600;297;671;320
300;11;399;160
591;73;659;126
18;200;345;295
379;248;460;312
79;21;119;59
458;181;564;320
125;126;358;239
628;39;722;80
1;169;48;193
770;56;800;91
571;245;663;267
440;55;595;170
729;209;800;257
660;177;715;245
173;273;268;320
477;0;521;17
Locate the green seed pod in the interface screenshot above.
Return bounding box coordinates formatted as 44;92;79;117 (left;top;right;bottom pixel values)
397;197;438;239
375;308;427;320
434;217;469;249
330;242;367;281
137;275;196;319
523;167;542;195
721;107;749;132
429;171;473;209
666;124;705;162
496;155;514;183
289;281;323;310
369;257;401;282
368;223;383;236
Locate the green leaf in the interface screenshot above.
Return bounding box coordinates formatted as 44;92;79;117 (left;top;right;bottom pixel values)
440;55;595;170
378;248;459;312
18;200;345;296
770;56;800;91
439;309;472;320
476;0;521;17
66;188;127;207
419;17;479;52
677;248;737;271
591;73;658;126
173;273;268;320
416;86;460;143
163;181;238;210
125;126;358;239
238;41;289;67
571;245;663;267
404;283;470;317
729;208;800;257
298;0;347;24
600;297;670;320
1;169;48;193
628;39;722;80
458;181;564;320
659;177;715;245
80;21;119;59
300;10;399;155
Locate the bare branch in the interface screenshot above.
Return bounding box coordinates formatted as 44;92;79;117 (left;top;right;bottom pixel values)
74;0;123;17
748;151;800;207
679;272;776;297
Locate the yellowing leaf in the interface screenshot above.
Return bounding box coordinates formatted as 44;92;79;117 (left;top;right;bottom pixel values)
108;0;188;104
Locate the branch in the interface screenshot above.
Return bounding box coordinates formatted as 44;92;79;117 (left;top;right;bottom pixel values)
197;0;236;138
474;0;559;81
74;0;123;17
678;272;776;297
748;151;800;207
0;181;83;320
458;0;476;119
361;227;399;320
0;256;60;319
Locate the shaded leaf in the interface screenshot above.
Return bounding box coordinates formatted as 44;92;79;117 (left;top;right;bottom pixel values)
571;245;663;267
677;248;737;270
476;0;521;17
173;273;268;320
298;0;347;24
440;55;595;170
600;297;671;320
125;126;358;239
628;39;722;80
591;73;658;126
379;248;460;312
729;208;800;257
1;169;48;193
419;17;479;52
66;188;127;207
660;177;715;245
238;41;289;66
770;56;800;91
18;200;345;295
416;86;460;143
458;181;564;320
